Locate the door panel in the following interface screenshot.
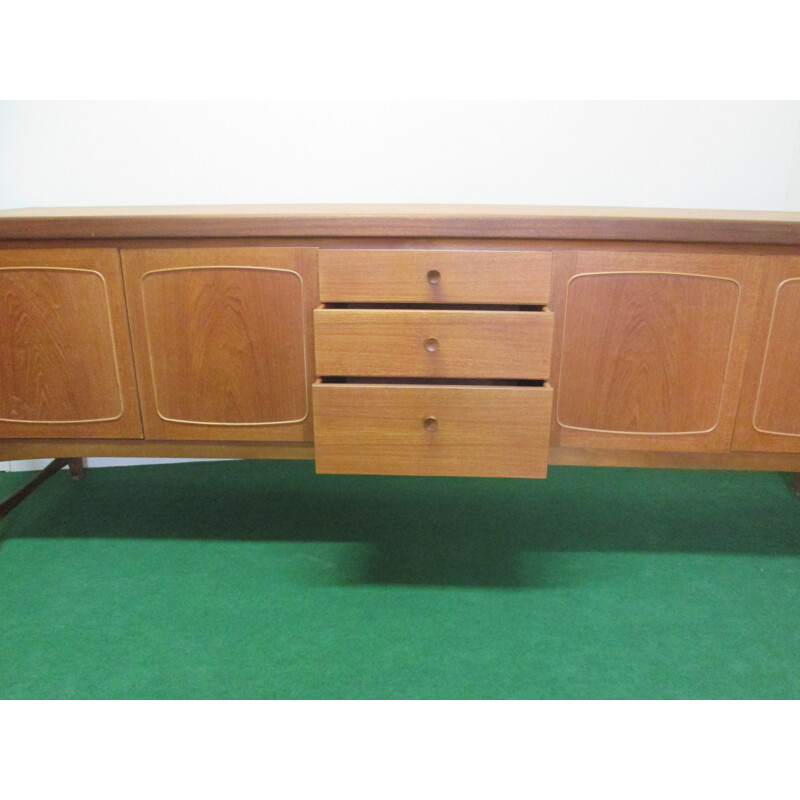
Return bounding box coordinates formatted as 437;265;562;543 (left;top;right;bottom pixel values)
734;258;800;452
122;247;317;441
550;250;760;452
0;248;142;439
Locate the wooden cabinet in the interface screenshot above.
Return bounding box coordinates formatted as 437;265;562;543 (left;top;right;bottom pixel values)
121;247;317;442
1;206;800;477
550;250;761;452
733;256;800;453
0;248;142;439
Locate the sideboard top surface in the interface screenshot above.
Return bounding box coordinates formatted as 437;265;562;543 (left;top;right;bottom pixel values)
1;204;800;245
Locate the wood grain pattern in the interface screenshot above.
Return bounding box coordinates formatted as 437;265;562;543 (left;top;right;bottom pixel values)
733;257;800;452
315;309;553;379
548;446;800;472
122;247;318;442
1;205;799;245
0;439;314;460
142;269;306;424
754;279;800;436
319;249;551;304
3;237;798;259
0;249;142;439
550;251;760;452
0;270;120;422
559;274;738;432
313;383;552;477
5;436;800;472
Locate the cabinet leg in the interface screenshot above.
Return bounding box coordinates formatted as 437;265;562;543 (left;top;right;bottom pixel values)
793;474;800;497
0;458;81;521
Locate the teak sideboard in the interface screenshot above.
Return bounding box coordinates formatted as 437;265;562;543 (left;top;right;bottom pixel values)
1;205;800;497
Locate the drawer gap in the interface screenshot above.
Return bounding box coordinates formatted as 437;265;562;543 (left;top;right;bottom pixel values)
318;377;546;387
321;302;546;312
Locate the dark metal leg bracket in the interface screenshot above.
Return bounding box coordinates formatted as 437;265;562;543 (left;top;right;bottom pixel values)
0;458;85;521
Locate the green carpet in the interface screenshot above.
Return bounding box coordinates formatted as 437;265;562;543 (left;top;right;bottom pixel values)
1;460;798;699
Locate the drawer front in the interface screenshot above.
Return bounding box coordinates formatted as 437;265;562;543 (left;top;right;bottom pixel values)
314;309;553;379
313;383;553;478
319;249;551;305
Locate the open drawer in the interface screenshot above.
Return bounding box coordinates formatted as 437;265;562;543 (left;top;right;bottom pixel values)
312;380;553;478
314;308;554;380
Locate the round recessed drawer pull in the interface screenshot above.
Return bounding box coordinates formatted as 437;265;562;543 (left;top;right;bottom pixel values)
424;337;439;352
423;416;439;432
427;269;441;285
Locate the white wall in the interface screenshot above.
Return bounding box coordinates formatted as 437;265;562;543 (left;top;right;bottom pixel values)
1;101;799;471
2;101;800;211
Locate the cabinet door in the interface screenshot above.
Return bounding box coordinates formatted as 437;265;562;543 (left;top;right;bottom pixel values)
550;250;760;452
0;248;142;439
122;248;317;441
733;257;800;453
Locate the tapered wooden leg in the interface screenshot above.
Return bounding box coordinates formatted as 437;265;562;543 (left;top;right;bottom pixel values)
793;474;800;497
68;458;85;481
0;458;70;520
